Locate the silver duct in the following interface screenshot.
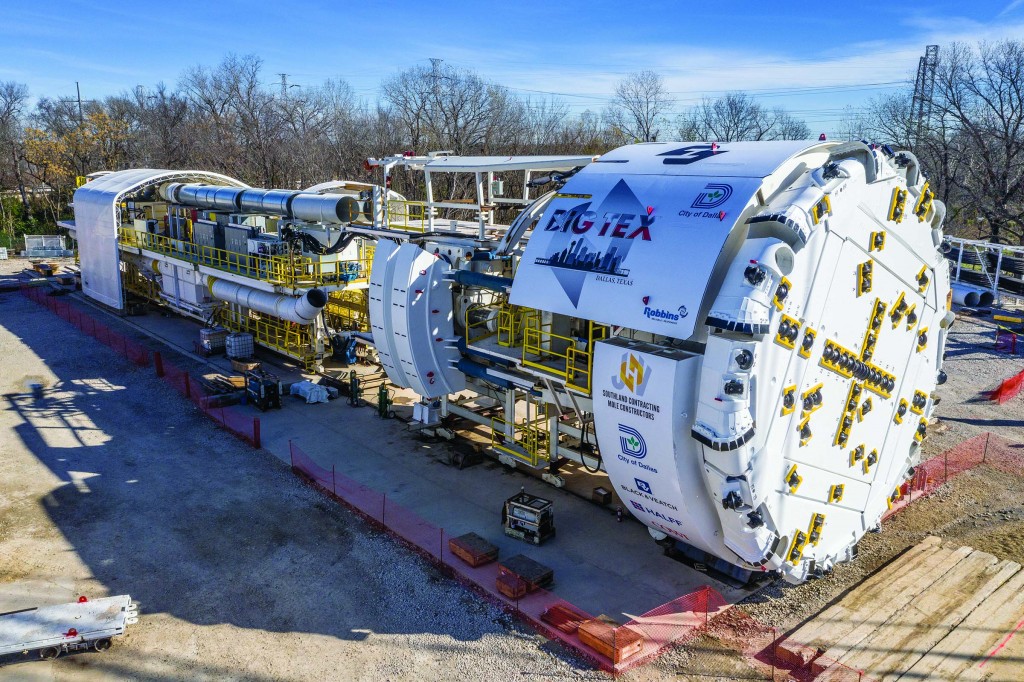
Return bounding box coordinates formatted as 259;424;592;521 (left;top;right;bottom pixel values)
159;183;363;225
208;278;328;324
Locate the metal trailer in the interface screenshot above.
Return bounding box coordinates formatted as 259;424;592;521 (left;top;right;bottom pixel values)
0;595;138;660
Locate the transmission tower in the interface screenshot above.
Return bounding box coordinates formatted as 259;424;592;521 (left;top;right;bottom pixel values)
910;45;939;149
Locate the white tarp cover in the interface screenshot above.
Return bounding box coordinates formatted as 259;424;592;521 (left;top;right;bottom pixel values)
289;380;330;404
73;169;245;309
509;141;822;339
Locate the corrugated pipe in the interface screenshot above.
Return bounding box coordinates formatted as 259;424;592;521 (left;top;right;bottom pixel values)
208;278;327;324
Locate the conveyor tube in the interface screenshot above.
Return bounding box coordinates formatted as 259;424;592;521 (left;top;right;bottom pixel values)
208;278;327;324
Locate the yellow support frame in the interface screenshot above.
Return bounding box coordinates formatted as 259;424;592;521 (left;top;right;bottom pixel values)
325;288;371;332
217;304;322;371
387;199;429;232
490;399;550;467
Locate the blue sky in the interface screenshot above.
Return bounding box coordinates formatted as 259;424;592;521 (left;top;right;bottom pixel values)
3;0;1024;136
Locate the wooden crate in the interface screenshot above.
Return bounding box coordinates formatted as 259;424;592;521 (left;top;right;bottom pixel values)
578;618;644;664
449;532;499;567
500;554;554;589
541;603;590;634
496;571;528;599
232;358;261;372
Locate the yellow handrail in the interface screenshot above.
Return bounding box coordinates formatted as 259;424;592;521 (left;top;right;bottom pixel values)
117;227;371;290
217;304;322;370
521;319;607;394
490;403;549;467
465;303;499;343
387;200;428;232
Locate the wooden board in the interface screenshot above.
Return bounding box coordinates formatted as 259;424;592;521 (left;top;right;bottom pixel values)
906;567;1024;679
496;571;527;599
777;539;1024;681
541;603;590;635
777;536;944;667
500;554;553;588
827;551;1018;679
578;618;644;664
449;532;499;567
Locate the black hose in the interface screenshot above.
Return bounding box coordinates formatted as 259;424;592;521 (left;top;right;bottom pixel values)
578;418;603;473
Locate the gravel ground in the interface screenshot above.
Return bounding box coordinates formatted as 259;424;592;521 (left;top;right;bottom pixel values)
0;286;598;681
2;257;1022;681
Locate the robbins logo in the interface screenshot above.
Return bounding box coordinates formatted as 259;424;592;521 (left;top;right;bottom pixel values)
643;304;688;323
691;183;733;209
618;424;647;459
612;352;651;395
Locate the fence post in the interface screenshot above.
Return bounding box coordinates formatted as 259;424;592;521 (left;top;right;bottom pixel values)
253;417;261;449
289;439;294;468
704;587;710;628
944;452;949;484
332;464;336;496
153;352;164;377
983;432;990;463
440;528;444;564
772;626;777;680
382;493;386;526
184;372;191;399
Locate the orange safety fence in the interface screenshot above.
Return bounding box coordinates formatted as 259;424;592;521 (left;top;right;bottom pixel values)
21;285;261;448
290;432;1021;678
982;368;1024;404
288;439;729;674
886;432;1023;518
19;286;1021;678
21;285;152;366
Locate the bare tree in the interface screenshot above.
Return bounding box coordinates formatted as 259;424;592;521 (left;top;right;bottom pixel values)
930;41;1024;243
0;81;30;211
604;70;670;143
680;92;807;142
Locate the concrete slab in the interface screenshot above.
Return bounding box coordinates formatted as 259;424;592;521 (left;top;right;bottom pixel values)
72;296;752;623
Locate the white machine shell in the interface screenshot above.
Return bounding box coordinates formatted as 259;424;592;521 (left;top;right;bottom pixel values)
369;242;465;398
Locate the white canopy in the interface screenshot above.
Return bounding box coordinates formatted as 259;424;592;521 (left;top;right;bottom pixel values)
73;169;246;309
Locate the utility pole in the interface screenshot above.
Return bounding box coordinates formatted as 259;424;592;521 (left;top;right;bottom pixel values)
910;45;939;150
75;81;84;125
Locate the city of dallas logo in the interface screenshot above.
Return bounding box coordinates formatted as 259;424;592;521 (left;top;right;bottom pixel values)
612;352;651;396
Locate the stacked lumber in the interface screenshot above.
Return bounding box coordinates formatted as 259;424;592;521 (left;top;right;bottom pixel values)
775;536;1024;681
448;532;499;567
578;617;644;664
541;603;591;634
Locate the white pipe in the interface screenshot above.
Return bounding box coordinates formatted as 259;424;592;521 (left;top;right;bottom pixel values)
950;282;994;307
208;278;327;324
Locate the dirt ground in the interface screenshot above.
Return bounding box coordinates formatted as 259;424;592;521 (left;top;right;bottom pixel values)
1;258;1023;681
0;286;594;681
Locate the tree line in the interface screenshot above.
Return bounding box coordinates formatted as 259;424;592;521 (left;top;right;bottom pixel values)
0;40;1021;248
